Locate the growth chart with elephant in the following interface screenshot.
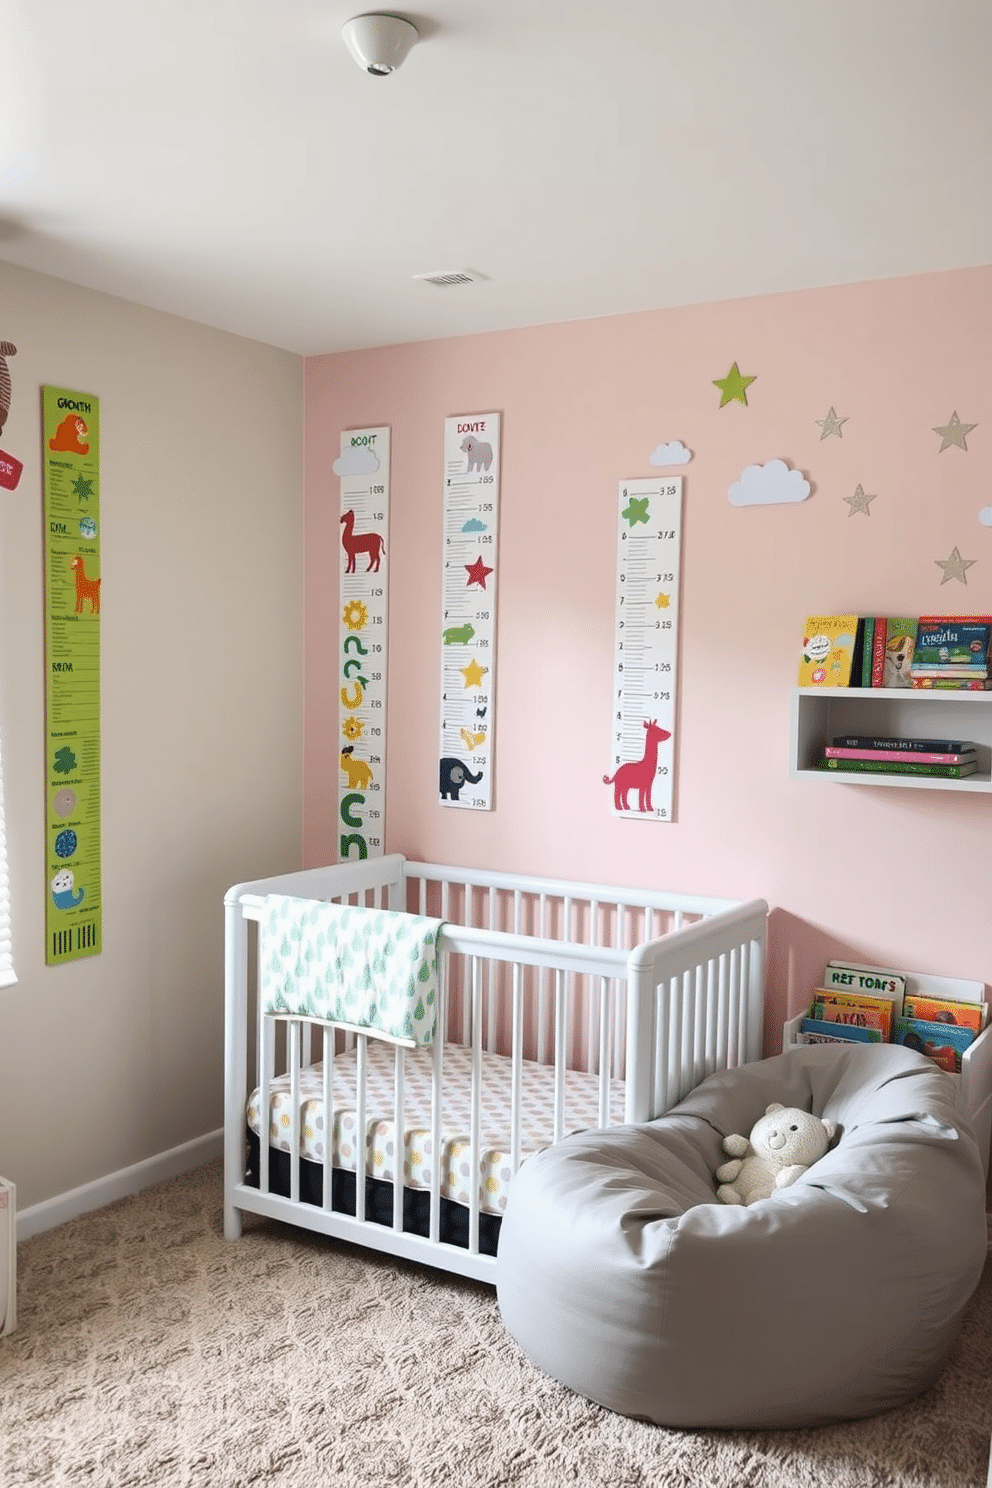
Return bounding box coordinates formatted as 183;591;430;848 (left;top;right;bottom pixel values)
438;412;500;810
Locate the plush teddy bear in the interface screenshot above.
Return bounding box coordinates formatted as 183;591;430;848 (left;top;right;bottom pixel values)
715;1102;836;1206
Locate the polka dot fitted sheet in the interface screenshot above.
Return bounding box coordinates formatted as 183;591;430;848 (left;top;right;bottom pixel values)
247;1042;625;1217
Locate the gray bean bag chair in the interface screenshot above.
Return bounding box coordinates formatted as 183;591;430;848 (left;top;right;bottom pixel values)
496;1044;988;1428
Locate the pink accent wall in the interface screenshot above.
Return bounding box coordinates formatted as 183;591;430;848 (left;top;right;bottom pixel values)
305;265;992;1049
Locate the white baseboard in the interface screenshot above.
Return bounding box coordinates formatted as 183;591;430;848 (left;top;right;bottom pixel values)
16;1130;223;1243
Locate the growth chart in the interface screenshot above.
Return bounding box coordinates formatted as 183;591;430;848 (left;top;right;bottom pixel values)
438;413;500;810
607;475;683;822
337;425;389;861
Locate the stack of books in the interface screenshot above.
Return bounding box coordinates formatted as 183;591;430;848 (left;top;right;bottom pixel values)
796;614;992;690
909;615;992;690
798;961;988;1073
815;734;979;779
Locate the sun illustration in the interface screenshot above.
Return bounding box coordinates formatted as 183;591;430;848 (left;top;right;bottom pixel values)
343;599;368;630
342;716;364;741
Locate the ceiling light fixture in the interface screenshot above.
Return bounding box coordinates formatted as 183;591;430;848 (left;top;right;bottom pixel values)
342;14;419;76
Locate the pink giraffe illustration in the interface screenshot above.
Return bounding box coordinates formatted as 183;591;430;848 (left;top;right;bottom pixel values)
340;510;385;573
603;719;671;812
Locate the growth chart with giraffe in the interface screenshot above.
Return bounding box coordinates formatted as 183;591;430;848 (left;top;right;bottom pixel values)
608;475;683;822
335;425;390;863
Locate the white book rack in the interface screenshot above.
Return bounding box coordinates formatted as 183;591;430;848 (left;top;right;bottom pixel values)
784;967;992;1176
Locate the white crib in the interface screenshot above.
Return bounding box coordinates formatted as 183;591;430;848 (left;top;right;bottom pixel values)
224;855;768;1284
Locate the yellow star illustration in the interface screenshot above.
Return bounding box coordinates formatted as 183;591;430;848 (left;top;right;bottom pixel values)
655;592;671;608
932;411;977;452
461;658;489;688
713;361;756;407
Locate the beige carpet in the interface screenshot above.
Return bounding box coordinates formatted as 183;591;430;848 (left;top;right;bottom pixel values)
2;1159;991;1488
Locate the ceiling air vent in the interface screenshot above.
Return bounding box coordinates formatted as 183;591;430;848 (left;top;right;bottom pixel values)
412;268;488;288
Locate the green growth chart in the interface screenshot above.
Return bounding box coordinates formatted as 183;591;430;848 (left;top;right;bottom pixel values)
43;386;102;964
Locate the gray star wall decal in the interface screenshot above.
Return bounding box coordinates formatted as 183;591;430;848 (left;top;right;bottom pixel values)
816;407;848;439
844;483;876;516
935;546;975;584
932;412;977;452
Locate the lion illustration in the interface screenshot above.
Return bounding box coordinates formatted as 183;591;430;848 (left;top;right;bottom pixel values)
49;415;90;455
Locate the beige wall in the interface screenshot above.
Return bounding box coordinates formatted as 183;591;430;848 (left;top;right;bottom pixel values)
0;261;304;1210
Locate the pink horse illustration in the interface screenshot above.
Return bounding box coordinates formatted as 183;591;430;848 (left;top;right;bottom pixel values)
603;718;671;812
340;510;385;573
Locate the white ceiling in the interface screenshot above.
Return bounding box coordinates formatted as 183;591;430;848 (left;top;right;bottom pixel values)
1;0;990;356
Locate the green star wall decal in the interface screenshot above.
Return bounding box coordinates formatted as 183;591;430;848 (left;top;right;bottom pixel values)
713;362;756;407
622;495;650;527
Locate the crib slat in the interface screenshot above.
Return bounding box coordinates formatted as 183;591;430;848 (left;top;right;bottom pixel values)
289;1020;301;1205
322;1027;334;1211
355;1035;367;1223
553;968;566;1144
598;976;611;1128
511;961;523;1174
469;956;483;1255
429;964;445;1245
393;1047;405;1232
259;1015;273;1195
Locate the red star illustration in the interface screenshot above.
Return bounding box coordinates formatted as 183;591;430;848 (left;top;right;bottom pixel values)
465;555;494;589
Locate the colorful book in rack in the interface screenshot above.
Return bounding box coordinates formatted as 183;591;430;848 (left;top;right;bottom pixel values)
881;618;917;688
911;617;992;671
859;617;875;689
823;962;906;1001
910;677;992;690
797;614;860;687
893;1017;975;1073
816;757;977;778
901;995;987;1034
824;746;976;765
870;618;886;687
799;1017;883;1045
831;735;977;754
812;989;893;1038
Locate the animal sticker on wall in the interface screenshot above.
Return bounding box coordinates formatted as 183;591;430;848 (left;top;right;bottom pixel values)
608;476;683;821
336;425;390;862
0;341;22;490
438;412;501;810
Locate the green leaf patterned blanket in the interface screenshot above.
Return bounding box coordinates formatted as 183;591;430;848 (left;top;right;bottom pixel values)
260;896;443;1048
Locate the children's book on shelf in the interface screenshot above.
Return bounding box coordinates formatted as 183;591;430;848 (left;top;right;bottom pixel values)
913;616;992;662
869;618;886;687
910;677;992;690
830;734;977;755
823;961;905;1001
824;746;976;765
860;617;875;689
816;757;977;778
812;989;893;1038
799;1017;883;1046
797;614;860;687
881;618;917;688
902;995;988;1034
893;1017;975;1073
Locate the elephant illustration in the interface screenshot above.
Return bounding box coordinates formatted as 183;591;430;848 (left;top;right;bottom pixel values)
460;436;493;472
439;757;484;801
51;868;84;909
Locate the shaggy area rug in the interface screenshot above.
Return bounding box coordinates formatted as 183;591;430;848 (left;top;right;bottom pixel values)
2;1159;991;1487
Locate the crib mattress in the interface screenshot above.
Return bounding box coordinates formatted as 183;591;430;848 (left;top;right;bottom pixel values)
247;1043;624;1217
